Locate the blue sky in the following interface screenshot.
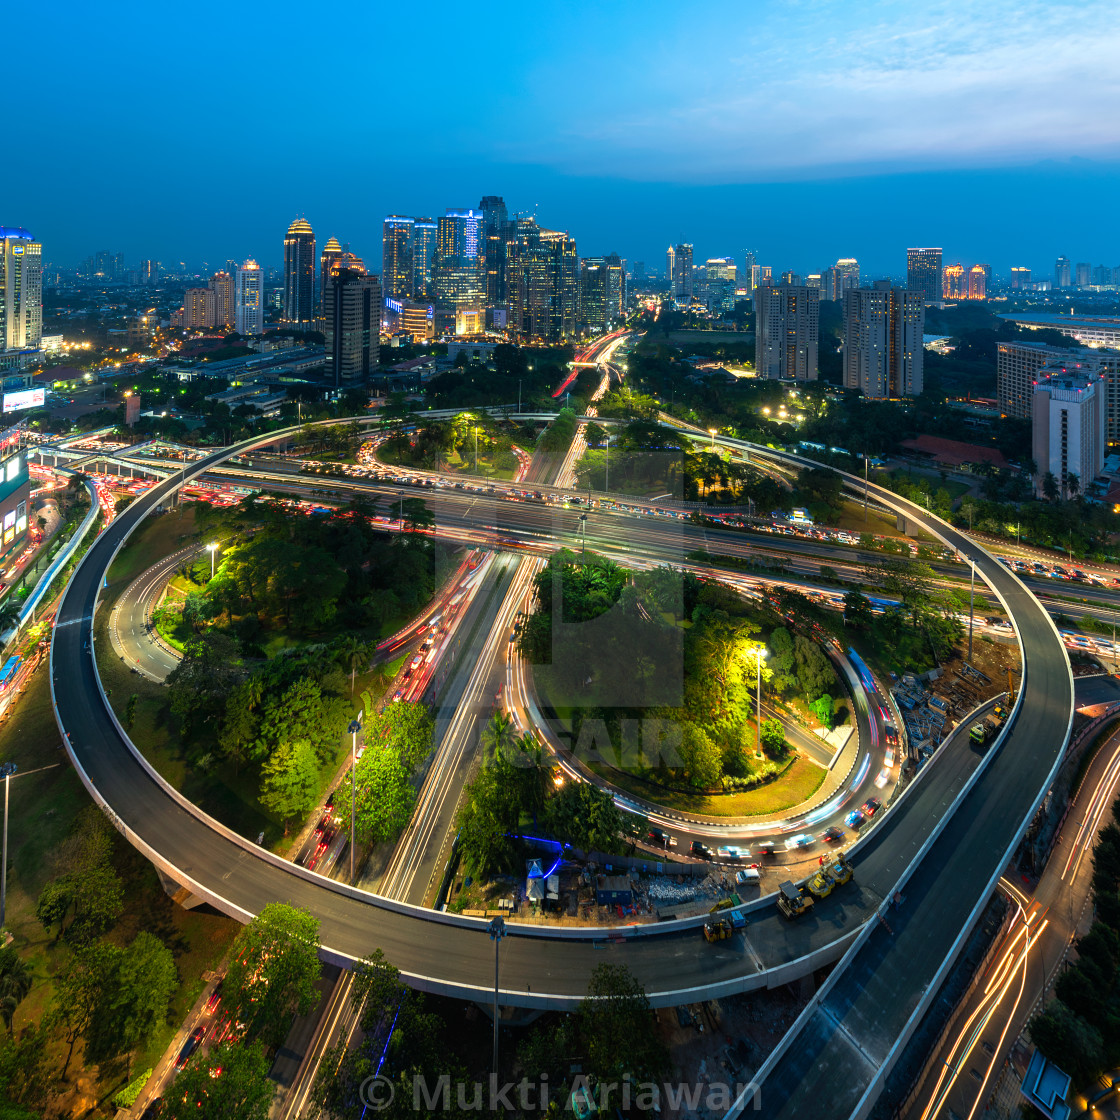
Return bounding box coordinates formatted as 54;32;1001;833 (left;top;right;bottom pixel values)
15;0;1120;277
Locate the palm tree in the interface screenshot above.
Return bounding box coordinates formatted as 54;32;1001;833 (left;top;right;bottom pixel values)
481;711;515;760
0;947;31;1032
334;635;371;696
0;602;20;637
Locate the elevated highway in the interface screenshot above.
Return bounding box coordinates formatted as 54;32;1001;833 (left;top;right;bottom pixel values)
50;418;1071;1031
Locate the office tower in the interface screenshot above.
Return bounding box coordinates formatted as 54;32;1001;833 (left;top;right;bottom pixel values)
604;253;626;323
581;258;607;333
182;286;217;330
742;251;758;287
323;264;380;387
1032;365;1105;498
1054;256;1072;289
208;271;233;330
758;266;772;287
1075;262;1092;288
433;209;484;311
704;257;736;312
282;218;316;327
319;237;343;318
834;258;860;293
942;263;966;300
842;283;924;399
906;248;943;303
1010;267;1031;289
668;243;693;306
382;216;414;300
753;283;819;381
234;259;263;335
140;259;160;286
780;270;801;286
967;264;988;300
412;219;437;300
507;221;579;344
479;194;508;305
0;227;42;354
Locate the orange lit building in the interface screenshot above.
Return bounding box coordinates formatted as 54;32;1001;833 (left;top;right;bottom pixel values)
942;263;966;300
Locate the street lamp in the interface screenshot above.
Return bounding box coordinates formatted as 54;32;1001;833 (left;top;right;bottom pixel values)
206;542;218;579
708;427;717;451
604;434;611;492
0;764;58;928
754;647;768;758
348;717;362;885
967;556;976;661
488;916;506;1075
579;513;588;557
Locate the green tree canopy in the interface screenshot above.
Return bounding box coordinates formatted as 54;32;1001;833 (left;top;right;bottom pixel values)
162;1041;274;1120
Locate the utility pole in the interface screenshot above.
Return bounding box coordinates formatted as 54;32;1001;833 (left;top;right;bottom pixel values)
348;717;362;885
605;435;610;492
488;917;506;1075
0;764;58;929
755;648;767;757
864;455;869;521
967;557;976;661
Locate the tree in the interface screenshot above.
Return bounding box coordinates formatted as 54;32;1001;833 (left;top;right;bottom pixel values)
811;695;834;730
259;739;319;829
0;603;20;637
51;943;117;1078
842;591;873;630
578;964;670;1085
338;748;415;845
1067;472;1080;499
221;904;321;1048
0;949;31;1033
1030;998;1104;1086
545;780;624;855
760;718;787;757
0;1021;52;1111
166;630;245;734
375;702;434;773
480;711;515;759
1042;471;1060;502
162;1041;274;1120
36;861;123;944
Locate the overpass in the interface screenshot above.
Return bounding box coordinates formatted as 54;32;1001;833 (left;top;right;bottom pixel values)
49;417;1071;1037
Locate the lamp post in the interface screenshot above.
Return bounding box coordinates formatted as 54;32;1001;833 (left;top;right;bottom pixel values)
863;455;869;522
579;513;588;557
0;763;58;929
488;917;506;1075
348;717;362;885
755;647;768;758
206;542;218;579
474;425;479;474
708;427;717;452
967;556;976;661
605;434;611;492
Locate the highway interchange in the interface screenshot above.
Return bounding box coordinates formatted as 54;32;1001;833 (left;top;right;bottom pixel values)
45;378;1085;1117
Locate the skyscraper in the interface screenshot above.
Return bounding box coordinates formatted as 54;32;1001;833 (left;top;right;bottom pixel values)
282;218;316;327
323;263;380;387
0;227;42;355
669;243;693;306
478;196;508;307
382;216;414;300
968;264;988;300
209;271;233;330
507;221;579;344
942;263;966;300
182;286;217;330
234;259;263;335
433;209;485;311
1075;261;1092;288
754;284;819;381
1054;256;1072;289
906;247;943;303
1010;267;1032;289
1032;365;1105;498
742;251;758;288
140;260;160;286
580;258;607;333
842;282;924;399
412;219;437;300
319;237;343;319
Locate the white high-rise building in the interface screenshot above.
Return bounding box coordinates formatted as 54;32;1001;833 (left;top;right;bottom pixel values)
234;259;263;335
842;283;924;398
1032;365;1106;498
0;227;42;355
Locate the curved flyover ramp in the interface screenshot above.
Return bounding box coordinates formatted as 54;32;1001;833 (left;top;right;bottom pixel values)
50;425;1070;1014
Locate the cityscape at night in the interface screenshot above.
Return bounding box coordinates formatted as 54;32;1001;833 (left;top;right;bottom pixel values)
1;1;1119;1118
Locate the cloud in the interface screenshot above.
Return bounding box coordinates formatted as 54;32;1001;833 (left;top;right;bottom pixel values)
496;0;1120;181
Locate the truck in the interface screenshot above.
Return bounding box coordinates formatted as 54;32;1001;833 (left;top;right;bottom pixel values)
703;919;733;942
710;893;743;915
969;718;998;749
777;880;815;919
807;856;854;900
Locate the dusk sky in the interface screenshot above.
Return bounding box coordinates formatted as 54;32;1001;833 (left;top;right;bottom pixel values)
16;0;1120;277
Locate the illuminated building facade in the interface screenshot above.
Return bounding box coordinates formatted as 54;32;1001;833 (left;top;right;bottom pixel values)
0;429;30;561
0;228;42;357
209;271;233;330
842;283;924;398
282;218;316;326
942;263;966;300
906;247;943;303
324;265;380;386
412;219;437;300
507;222;579;344
754;283;819;381
1011;266;1032;289
968;264;988;300
382;216;414;300
234;260;263;335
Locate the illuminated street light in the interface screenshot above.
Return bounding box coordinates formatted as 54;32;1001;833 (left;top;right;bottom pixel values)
755;647;768;757
708;427;717;450
206;542;218;578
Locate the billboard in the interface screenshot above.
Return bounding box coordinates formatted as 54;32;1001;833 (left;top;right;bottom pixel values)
2;388;44;413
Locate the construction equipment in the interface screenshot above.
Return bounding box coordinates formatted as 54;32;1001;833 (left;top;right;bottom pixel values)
777;880;815;919
807;855;855;900
703;919;733;942
1004;663;1018;707
710;893;743;915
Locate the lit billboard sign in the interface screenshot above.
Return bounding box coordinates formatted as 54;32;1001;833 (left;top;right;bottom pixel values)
2;388;45;413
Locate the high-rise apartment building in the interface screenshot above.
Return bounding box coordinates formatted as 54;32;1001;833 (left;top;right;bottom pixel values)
754;284;819;381
668;243;693;306
1032;365;1105;497
507;221;579;344
1054;256;1072;289
234;259;263;335
382;216;414;300
0;228;42;355
942;263;966;300
906;247;943;303
282;218;316;327
209;271;233;330
182;286;217;330
323;263;380;387
968;264;988;300
1011;267;1032;289
412;219;437;301
825;258;860;301
140;260;160;286
319;238;343;319
1075;262;1092;288
842;283;924;399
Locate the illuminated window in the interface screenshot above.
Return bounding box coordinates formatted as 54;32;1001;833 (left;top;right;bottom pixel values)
15;518;26;534
5;457;19;482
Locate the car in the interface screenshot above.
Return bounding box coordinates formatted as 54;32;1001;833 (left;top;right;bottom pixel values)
862;797;882;817
140;1099;164;1120
821;825;845;843
392;689;404;703
205;978;223;1012
647;828;677;849
845;809;865;829
690;841;714;860
874;768;890;789
754;841;776;857
175;1026;206;1069
784;833;814;850
716;845;748;861
735;867;762;885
